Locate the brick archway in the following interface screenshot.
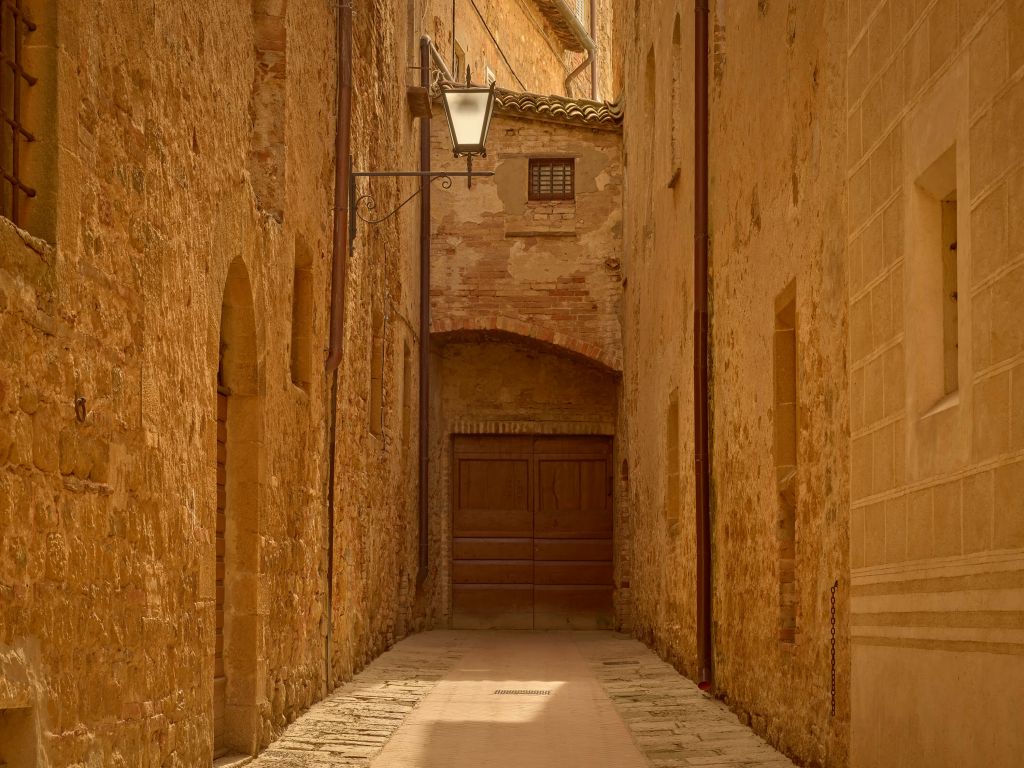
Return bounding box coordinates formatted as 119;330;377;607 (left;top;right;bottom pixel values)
431;317;622;373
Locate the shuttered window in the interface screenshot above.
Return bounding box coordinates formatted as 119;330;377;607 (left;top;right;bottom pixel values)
529;158;575;201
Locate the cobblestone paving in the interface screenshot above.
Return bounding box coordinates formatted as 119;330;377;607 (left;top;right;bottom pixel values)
250;631;795;768
249;632;468;767
574;633;796;768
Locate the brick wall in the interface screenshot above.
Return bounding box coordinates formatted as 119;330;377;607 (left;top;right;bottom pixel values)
430;112;624;371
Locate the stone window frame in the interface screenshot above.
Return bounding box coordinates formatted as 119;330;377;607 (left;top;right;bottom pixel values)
528;157;576;201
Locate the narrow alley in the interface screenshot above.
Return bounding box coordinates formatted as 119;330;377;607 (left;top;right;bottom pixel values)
2;1;1022;767
249;632;795;768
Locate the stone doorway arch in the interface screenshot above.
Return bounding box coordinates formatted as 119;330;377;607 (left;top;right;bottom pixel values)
213;257;262;758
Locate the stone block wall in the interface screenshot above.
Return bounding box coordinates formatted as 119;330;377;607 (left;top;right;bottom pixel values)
0;0;425;764
846;1;1024;766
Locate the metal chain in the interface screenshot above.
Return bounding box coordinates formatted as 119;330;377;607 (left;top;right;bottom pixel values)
830;579;838;717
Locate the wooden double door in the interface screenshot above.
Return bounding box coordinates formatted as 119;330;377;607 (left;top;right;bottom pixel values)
451;435;614;629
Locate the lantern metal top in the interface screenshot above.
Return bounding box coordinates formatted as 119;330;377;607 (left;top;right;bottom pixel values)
440;67;496;158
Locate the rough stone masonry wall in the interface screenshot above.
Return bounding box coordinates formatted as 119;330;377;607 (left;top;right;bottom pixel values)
617;1;850;766
708;2;850;765
425;0;617;99
0;1;423;764
615;0;701;690
845;1;1024;766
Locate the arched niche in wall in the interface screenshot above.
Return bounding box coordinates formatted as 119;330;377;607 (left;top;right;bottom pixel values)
213;256;262;758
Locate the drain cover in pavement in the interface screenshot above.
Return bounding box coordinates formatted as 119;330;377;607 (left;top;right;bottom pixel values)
493;689;551;695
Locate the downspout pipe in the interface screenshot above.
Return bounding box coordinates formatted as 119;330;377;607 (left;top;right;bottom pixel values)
588;0;599;101
693;0;713;690
418;35;431;585
324;0;352;689
550;0;597;99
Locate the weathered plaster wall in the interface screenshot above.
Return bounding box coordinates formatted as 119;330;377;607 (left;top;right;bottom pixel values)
846;1;1024;766
423;336;623;626
430;112;624;371
0;0;424;763
618;1;850;766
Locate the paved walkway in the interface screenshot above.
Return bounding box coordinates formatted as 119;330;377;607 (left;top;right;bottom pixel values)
250;631;795;768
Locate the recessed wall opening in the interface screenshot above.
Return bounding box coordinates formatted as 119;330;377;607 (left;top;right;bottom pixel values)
774;281;798;644
644;46;656;149
665;388;680;534
0;706;37;767
940;193;958;395
290;236;313;391
911;145;959;411
249;0;287;221
669;13;682;186
401;340;412;445
369;306;384;437
214;258;261;758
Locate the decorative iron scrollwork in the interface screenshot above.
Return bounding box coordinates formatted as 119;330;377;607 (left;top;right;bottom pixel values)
354;175;454;226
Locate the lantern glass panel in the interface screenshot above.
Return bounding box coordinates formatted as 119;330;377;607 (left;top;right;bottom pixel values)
443;89;492;151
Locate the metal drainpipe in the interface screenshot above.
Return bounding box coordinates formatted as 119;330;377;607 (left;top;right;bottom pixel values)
417;35;431;585
553;0;596;98
324;0;352;689
588;0;598;100
693;0;713;690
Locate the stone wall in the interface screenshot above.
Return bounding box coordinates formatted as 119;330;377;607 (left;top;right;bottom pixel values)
846;1;1024;766
616;1;851;766
425;0;616;100
0;0;424;763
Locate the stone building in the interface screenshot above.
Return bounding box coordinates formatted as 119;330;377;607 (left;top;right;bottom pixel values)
0;1;1021;767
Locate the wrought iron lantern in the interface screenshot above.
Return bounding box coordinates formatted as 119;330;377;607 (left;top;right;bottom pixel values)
440;68;496;159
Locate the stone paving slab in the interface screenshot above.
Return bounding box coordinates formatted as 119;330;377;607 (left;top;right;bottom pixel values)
250;631;796;768
249;632;468;767
573;632;795;768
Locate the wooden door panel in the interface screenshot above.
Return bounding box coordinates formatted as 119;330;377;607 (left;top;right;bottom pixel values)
534;561;613;585
535;538;613;561
534;585;614;630
452;436;613;630
454;457;531;536
454;537;533;560
535;459;611;539
453;560;534;585
453;585;533;629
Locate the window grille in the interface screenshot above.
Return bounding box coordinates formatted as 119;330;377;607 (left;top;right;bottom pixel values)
0;0;36;227
529;158;575;201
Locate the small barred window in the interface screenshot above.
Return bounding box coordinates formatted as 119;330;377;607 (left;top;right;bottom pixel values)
529;158;575;201
0;0;37;227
